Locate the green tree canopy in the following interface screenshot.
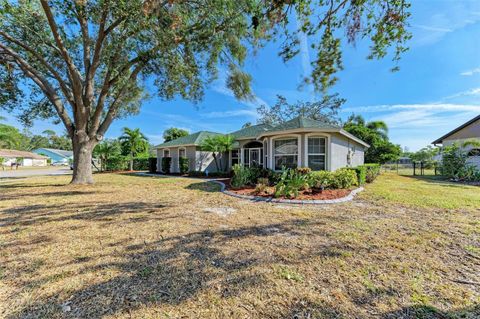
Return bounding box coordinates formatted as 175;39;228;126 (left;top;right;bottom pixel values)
257;94;345;126
0;0;411;183
200;135;234;172
94;139;121;171
343;114;400;163
119;127;149;171
163;127;189;143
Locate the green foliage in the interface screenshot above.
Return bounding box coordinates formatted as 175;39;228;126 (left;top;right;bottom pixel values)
0;121;23;149
231;164;251;188
308;170;335;189
254;178;269;194
105;156;129;171
179;157;189;174
344;114;401;164
94;139;121;171
119;127;149;170
441;143;480;182
296;167;312;175
148;157;157;173
163;128;189;143
332;168;359;189
257;94;344;126
0;157;4;165
274;168;309;199
200;135;234;172
349;166;367;185
161;157;172;174
363;164;381;183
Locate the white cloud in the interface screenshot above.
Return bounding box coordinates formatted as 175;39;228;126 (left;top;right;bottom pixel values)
460;68;480;76
342;103;480;114
201;109;258;119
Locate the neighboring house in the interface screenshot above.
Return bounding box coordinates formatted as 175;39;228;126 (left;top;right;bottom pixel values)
33;148;73;164
155;116;369;173
432;114;480;168
0;149;48;167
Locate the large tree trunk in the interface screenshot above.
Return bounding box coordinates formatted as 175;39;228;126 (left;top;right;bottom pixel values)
71;137;96;184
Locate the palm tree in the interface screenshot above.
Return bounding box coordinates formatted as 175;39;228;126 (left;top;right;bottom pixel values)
201;135;234;172
94;140;120;171
346;114;388;140
119;128;149;171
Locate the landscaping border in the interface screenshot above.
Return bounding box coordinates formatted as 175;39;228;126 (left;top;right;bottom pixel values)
135;172;364;204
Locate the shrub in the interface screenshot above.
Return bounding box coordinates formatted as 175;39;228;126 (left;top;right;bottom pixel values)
332;168;358;189
179;157;189;174
105;156;128;171
274;168;309;198
231;164;250;188
296;167;311;175
133;157;149;170
161;157;171;174
348;166;367;185
308;170;334;189
148;157;157;173
254;178;269;194
440;143;480;181
363;163;381;183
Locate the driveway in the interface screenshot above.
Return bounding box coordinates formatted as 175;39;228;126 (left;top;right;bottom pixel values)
0;167;72;179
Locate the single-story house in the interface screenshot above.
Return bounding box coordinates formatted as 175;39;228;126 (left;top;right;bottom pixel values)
432;114;480;168
155;116;369;173
33;148;73;164
0;149;48;167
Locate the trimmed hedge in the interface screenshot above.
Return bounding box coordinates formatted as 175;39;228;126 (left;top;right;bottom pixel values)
132;157;149;170
148;157;157;173
161;157;171;174
347;166;367;185
179;157;189;174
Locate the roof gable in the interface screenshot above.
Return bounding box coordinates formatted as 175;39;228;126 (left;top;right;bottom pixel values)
155;131;222;148
35;148;73;158
266;116;340;133
432;114;480;144
229;123;273;139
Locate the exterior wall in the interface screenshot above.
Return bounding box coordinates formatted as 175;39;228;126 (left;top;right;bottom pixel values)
443;118;480;142
194;149;226;172
1;157;47;167
157;146;196;173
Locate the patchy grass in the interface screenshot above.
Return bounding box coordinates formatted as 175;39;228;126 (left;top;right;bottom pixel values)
360;172;480;209
0;173;479;318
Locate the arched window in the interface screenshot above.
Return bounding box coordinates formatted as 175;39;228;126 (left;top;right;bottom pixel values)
467;148;480;156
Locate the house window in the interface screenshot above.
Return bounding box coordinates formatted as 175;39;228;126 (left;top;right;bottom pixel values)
468;148;480;156
307;137;326;171
274;138;298;170
163;149;170;157
231;149;240;166
179;148;186;158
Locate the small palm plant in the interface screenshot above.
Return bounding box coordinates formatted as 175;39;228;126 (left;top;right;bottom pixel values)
200;135;234;172
94;140;120;171
119;127;149;171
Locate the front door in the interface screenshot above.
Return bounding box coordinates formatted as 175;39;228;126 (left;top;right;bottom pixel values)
249;148;261;167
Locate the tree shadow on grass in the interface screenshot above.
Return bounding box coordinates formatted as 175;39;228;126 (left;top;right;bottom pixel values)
185;181;222;192
6;219;356;319
403;175;476;189
381;303;480;319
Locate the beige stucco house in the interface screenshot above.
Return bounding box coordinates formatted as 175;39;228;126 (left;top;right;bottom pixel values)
155;116;369;173
432;114;480;168
0;149;48;167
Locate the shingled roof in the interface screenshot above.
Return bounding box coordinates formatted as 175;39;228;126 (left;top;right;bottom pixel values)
155;131;223;148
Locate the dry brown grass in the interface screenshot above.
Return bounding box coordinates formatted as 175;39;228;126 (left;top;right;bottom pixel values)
0;173;479;318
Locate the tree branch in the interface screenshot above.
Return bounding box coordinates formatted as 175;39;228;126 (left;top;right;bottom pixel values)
0;31;74;106
0;44;74;136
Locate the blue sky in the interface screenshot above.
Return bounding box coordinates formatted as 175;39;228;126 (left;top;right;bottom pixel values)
3;0;480;151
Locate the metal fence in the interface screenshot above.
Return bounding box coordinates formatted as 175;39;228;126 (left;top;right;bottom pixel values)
382;161;442;176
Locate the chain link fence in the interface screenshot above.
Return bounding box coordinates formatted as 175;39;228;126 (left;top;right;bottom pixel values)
382;161;442;176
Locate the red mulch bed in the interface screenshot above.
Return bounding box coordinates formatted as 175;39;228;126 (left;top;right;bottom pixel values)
223;179;352;200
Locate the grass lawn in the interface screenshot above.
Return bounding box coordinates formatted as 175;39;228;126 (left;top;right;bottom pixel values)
0;173;479;318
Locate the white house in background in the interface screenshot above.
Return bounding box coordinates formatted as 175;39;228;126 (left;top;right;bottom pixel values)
432;114;480;168
155;116;369;173
0;149;48;167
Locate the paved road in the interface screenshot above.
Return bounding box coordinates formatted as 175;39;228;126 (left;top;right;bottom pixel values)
0;167;72;179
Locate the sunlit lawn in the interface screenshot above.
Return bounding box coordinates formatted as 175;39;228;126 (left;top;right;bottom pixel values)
360;172;480;209
0;173;479;318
